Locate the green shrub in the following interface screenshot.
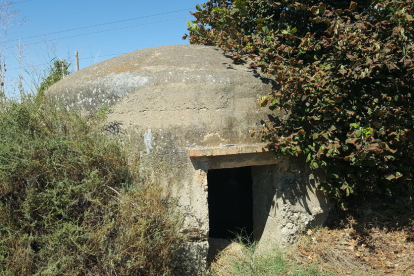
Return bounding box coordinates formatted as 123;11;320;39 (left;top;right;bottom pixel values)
0;96;181;275
37;59;71;96
185;0;414;206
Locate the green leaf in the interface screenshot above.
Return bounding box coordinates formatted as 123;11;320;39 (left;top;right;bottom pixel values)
386;174;395;181
306;153;312;162
212;7;224;13
256;18;265;24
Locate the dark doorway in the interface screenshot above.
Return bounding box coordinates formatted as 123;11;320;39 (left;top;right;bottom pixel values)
207;167;253;241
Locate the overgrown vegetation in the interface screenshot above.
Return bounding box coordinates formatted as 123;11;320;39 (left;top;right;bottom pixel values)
209;239;334;276
185;0;414;206
0;95;182;275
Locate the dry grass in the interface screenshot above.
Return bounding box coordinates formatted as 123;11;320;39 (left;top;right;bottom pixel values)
209;241;246;275
289;193;414;276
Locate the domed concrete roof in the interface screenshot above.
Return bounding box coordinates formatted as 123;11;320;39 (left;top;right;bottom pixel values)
49;45;274;108
48;45;277;146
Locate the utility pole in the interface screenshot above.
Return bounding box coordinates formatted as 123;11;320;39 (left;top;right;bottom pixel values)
75;51;79;71
61;58;64;79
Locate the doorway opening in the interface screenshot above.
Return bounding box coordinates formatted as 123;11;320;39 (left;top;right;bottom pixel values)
207;166;254;241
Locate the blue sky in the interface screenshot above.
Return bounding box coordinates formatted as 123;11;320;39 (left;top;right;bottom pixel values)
1;0;202;95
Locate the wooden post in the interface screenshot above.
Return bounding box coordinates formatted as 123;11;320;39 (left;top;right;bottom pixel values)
75;51;79;71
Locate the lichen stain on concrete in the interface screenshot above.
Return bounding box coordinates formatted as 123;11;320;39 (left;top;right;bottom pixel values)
93;72;149;98
202;133;226;146
144;129;153;154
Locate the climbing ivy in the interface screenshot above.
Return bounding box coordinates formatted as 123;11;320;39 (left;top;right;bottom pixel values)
185;0;414;205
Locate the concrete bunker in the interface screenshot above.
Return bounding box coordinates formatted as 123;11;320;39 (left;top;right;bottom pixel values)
47;45;331;275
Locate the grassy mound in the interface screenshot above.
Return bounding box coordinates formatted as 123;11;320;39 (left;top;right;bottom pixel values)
0;96;181;276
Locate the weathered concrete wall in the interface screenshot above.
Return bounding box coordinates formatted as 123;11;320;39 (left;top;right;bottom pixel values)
251;160;329;251
48;45;331;274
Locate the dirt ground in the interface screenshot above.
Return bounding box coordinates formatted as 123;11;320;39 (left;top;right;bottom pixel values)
291;193;414;275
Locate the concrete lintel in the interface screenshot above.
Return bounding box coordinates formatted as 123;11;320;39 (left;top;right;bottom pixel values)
189;144;269;158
